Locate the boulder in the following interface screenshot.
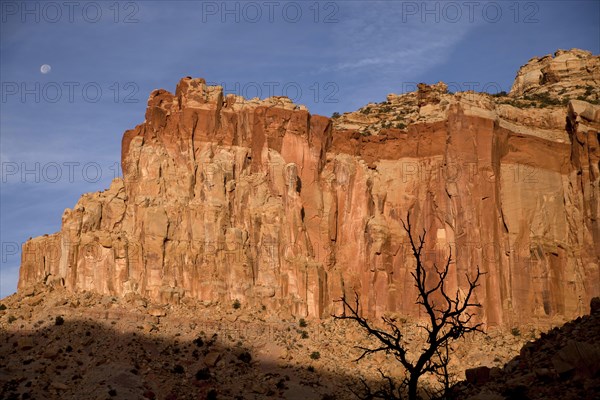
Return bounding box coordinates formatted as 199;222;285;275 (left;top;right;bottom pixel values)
465;366;492;385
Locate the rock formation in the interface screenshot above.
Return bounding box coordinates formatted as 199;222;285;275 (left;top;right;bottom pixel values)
459;298;600;400
18;50;600;327
510;49;600;100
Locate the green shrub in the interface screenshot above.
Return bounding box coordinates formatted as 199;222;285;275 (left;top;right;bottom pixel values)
511;327;521;336
232;299;241;309
331;112;341;119
55;316;64;326
309;351;320;360
298;318;307;328
8;315;16;324
0;304;6;311
524;93;562;107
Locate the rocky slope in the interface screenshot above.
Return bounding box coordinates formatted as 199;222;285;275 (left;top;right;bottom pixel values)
0;282;543;400
458;298;600;400
18;49;600;328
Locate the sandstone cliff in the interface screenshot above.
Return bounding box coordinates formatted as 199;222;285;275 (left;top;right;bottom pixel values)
19;50;600;327
510;49;600;101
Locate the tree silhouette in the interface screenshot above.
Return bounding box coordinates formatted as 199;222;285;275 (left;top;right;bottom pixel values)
335;214;484;400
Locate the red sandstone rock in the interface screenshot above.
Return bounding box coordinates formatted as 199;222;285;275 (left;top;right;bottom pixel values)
18;51;600;327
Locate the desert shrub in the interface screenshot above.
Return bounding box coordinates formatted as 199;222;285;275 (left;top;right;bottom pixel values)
298;318;307;328
232;299;241;309
524;92;562;107
192;336;204;347
238;351;252;364
55;316;64;326
195;368;211;380
511;327;521;336
309;351;320;360
172;365;184;374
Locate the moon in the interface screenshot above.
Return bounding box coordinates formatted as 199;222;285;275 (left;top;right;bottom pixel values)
40;64;51;74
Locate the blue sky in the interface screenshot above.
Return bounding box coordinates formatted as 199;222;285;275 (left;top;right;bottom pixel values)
1;0;598;298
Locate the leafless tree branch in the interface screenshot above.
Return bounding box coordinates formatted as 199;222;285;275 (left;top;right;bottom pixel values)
334;212;484;400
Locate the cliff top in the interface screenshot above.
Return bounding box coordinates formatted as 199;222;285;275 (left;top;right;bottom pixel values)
331;49;599;136
510;48;600;99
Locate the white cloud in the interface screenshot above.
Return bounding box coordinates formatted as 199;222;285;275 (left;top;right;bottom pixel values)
322;2;476;77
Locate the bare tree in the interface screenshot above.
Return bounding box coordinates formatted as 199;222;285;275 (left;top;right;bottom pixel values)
335;214;484;400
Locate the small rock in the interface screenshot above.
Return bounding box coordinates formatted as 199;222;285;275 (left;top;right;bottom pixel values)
534;368;555;381
53;298;68;307
204;351;222;367
51;381;69;390
551;340;600;378
505;359;520;373
18;337;35;350
43;348;60;360
465;366;491;385
489;366;502;379
143;322;157;333
101;296;116;307
26;297;43;307
148;307;166;317
134;298;147;308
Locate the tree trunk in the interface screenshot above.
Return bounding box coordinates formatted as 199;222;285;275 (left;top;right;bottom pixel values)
408;374;419;400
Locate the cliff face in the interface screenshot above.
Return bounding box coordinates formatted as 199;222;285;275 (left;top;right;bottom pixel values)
510;49;600;101
19;50;600;327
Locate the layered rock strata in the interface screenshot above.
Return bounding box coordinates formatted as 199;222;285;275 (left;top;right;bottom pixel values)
19;51;600;327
